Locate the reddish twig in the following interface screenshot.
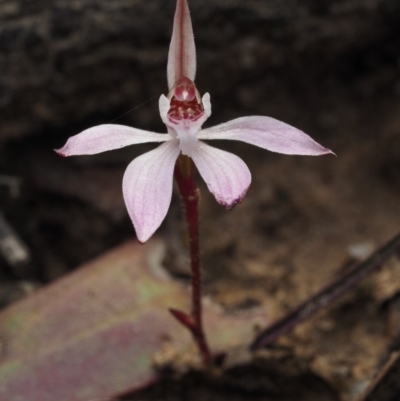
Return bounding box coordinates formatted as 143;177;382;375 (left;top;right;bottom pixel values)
251;230;400;351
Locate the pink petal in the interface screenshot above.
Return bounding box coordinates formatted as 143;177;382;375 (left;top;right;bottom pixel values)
198;116;334;156
191;141;251;209
55;125;169;156
123;140;180;243
167;0;196;90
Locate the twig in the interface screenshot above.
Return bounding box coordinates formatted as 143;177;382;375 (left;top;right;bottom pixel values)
251;230;400;351
357;351;400;401
0;212;31;267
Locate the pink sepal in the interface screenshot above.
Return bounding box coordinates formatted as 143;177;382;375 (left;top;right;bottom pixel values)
122;141;180;243
191;141;251;209
167;0;196;90
198;116;334;156
55;125;168;156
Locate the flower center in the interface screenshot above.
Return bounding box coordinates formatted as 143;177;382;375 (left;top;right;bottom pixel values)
168;77;204;121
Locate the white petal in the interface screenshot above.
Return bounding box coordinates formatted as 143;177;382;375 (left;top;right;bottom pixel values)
202;93;212;118
198;116;333;156
167;0;196;89
159;95;171;126
191;141;251;209
122;140;180;243
56;125;169;156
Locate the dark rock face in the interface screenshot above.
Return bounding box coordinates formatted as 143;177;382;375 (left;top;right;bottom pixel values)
0;0;399;142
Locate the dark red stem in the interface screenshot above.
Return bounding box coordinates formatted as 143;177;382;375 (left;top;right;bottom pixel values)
173;155;212;365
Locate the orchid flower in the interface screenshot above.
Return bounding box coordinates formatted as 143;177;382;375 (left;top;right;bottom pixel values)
56;0;333;244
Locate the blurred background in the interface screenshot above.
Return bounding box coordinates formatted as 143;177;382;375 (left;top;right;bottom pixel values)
0;0;400;398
